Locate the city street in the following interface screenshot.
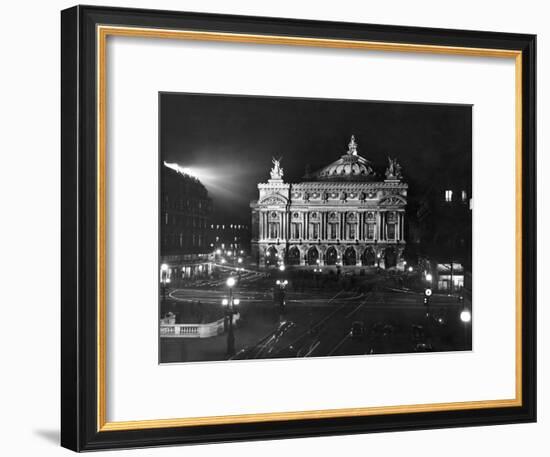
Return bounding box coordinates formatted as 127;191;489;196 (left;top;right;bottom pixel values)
160;265;471;363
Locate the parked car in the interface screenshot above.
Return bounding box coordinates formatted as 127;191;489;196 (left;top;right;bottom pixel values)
414;342;434;352
411;324;425;341
350;321;365;339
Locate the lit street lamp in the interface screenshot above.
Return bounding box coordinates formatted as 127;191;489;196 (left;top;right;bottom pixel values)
458;295;471;349
460;309;471;323
222;276;239;358
160;263;169;301
423;287;432;318
275;279;288;313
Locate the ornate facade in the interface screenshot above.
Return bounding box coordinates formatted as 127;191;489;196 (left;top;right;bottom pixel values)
250;136;408;269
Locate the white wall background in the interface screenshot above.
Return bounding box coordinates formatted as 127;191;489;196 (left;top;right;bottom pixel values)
0;0;546;455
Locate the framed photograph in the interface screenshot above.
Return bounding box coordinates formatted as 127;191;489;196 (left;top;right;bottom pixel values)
61;5;536;452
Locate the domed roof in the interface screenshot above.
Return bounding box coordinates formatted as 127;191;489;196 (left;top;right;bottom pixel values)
313;135;376;181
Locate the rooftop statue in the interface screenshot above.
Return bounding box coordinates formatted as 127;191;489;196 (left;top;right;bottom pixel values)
385;156;403;180
347;135;358;155
270;156;284;180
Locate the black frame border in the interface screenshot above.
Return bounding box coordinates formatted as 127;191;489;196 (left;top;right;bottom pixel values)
61;5;536;452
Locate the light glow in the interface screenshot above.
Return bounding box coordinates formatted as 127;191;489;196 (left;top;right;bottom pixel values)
460;310;472;323
163;161;199;178
226;277;237;288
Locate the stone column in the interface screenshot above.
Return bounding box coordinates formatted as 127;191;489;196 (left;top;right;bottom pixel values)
260;211;264;240
395;212;401;241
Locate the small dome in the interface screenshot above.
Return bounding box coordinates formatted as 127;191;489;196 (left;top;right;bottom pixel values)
313;135;375;181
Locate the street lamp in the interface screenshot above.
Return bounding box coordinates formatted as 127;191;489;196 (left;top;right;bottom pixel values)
459;296;471;350
424;287;432;318
408;266;413;272
279;264;286;272
275;279;288;313
460;309;471;323
426;273;433;282
223;276;239;357
458;294;471;345
160;264;169;301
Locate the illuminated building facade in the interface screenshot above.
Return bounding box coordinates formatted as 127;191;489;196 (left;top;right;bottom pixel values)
414;179;472;292
209;223;251;260
160;162;213;280
250;136;408;269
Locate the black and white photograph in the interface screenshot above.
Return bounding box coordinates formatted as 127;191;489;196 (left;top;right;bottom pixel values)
158;93;472;363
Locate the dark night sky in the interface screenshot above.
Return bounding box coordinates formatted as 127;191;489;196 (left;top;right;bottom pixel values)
160;93;471;225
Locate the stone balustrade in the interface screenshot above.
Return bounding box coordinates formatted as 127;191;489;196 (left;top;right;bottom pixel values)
160;314;239;339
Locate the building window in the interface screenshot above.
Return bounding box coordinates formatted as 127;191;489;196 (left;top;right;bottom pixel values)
329;223;338;240
291;223;301;239
348;224;357;240
445;190;453;202
269;223;279;239
461;190;468;202
366;223;375;240
310;223;320;239
387;224;396;240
